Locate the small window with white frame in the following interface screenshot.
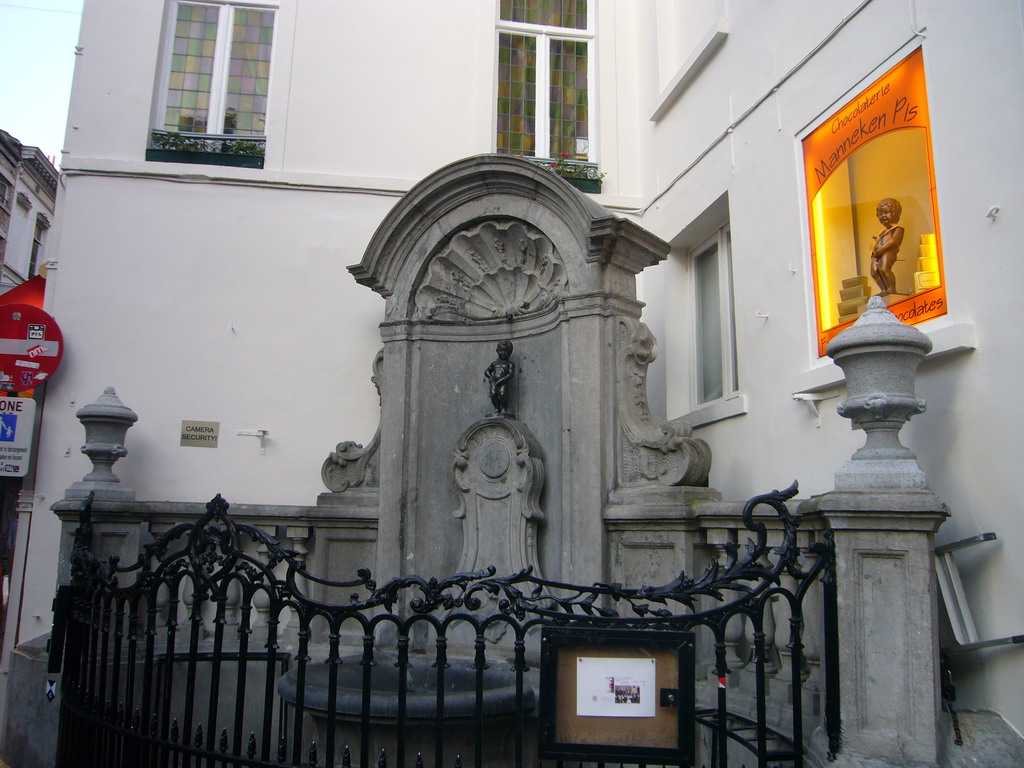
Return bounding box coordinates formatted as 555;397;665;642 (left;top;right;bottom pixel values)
28;215;50;279
495;0;595;164
149;0;276;166
692;226;737;407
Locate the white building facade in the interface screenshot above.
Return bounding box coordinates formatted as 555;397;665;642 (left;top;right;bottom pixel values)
3;0;1022;759
0;131;57;289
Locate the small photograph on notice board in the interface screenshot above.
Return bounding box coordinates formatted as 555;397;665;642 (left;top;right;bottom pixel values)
576;656;656;717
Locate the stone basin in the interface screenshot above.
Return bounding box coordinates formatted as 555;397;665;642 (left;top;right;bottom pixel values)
278;653;537;767
277;652;535;719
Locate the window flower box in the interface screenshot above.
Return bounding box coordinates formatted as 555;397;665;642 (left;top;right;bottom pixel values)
147;131;265;169
564;176;601;194
527;154;605;194
145;149;264;169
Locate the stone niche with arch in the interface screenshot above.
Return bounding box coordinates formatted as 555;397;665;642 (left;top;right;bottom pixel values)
334;155;717;588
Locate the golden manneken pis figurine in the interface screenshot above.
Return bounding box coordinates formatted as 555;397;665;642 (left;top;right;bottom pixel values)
869;197;904;297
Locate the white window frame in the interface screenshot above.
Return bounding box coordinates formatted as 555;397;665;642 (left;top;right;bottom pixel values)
0;175;11;210
153;0;278;137
495;8;597;161
28;215;50;279
691;226;738;408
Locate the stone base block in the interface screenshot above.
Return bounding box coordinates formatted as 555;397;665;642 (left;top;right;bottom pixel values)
835;458;929;491
315;488;380;513
63;481;137;501
939;710;1024;768
1;634;59;768
801;491;948;768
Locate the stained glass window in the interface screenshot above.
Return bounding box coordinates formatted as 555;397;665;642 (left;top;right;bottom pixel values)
548;39;588;158
497;34;537;155
500;0;587;30
496;1;591;161
160;2;275;137
163;3;219;133
224;8;274;134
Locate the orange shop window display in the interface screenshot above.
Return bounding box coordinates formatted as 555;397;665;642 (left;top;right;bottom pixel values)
803;48;945;356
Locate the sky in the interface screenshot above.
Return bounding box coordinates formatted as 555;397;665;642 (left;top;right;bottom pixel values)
0;0;84;166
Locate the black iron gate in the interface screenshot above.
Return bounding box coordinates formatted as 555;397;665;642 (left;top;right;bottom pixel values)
51;483;839;768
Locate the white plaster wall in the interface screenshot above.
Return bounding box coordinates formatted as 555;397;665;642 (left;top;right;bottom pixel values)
62;0;166;163
270;0;495;179
592;0;643;202
42;174;388;500
636;0;1024;733
13;173;390;641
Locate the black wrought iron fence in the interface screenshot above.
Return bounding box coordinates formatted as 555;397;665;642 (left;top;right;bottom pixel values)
51;483;839;768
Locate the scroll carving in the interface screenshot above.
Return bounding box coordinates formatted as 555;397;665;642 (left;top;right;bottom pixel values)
413;220;567;322
617;318;712;486
321;349;383;492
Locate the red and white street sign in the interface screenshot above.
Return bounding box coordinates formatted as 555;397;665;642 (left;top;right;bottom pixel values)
0;303;64;392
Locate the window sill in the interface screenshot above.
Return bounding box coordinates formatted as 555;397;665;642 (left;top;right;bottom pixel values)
521;157;603;192
649;20;728;122
683;393;748;429
792;320;977;395
146;149;264;169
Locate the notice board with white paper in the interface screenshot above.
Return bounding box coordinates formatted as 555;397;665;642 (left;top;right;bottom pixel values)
538;627;696;765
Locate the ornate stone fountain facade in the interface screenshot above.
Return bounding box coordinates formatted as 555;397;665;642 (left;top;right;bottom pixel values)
322;155;716;588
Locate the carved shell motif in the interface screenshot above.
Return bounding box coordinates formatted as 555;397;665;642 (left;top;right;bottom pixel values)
414;220;567;321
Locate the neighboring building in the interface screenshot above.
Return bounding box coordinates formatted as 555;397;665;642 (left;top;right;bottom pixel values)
0;134;16;274
0;130;57;681
0;131;57;290
3;0;1023;764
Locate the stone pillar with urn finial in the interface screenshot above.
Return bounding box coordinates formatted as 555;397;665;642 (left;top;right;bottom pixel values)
54;387;146;585
64;386;138;501
801;296;948;768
